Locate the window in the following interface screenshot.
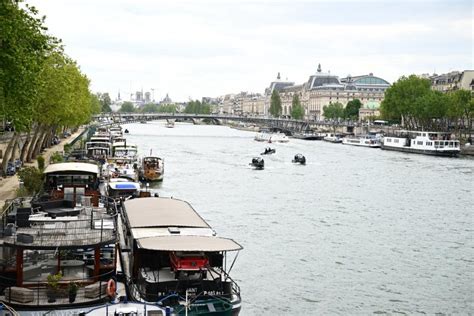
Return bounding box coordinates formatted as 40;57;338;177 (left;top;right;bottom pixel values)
386;138;392;143
394;139;399;143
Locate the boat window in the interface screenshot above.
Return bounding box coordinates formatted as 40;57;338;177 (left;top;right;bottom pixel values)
386;138;392;142
394;139;399;143
417;141;423;145
426;141;432;146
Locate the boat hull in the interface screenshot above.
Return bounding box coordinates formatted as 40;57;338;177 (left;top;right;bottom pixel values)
381;145;459;157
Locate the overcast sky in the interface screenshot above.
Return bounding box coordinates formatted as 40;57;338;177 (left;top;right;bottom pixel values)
27;0;472;102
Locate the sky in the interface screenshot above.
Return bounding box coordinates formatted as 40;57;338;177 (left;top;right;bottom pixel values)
27;0;473;102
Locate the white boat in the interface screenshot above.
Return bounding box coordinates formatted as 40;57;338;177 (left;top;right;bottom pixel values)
104;157;139;181
254;131;289;143
323;133;343;143
165;121;175;128
107;178;141;198
382;131;460;157
342;134;381;148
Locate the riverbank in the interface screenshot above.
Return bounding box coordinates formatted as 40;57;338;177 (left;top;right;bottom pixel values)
0;127;86;209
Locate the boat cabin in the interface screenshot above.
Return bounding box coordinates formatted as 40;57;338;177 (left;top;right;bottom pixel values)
44;162;101;207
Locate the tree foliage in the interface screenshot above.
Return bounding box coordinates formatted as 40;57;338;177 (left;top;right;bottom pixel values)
323;102;345;120
17;166;43;194
344;99;362;119
290;94;304;119
139;103;177;113
0;1;103;172
119;101;135;113
97;92;112;113
269;90;282;117
184;100;211;114
380;75;473;132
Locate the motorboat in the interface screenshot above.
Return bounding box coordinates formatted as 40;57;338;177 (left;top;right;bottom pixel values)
260;147;276;155
250;157;264;169
106;178;141;199
140;155;164;182
292;154;306;165
118;197;242;315
165;120;175;128
382;130;460;157
323;133;343;143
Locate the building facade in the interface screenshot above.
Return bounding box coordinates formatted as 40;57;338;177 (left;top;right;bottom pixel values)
430;70;474;92
271;65;390;120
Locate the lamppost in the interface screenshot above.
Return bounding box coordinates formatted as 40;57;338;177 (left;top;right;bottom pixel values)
151;88;155;102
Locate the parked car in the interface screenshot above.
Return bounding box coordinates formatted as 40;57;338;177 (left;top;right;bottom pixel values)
6;162;16;176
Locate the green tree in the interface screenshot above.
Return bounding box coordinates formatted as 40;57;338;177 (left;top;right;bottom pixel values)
290;94;304;119
447;89;473;139
97;92;112;113
323;102;344;120
119;101;135;113
344;99;362;120
90;94;102;114
184;100;211;114
269;90;282;117
380;75;432;128
140;103;160;113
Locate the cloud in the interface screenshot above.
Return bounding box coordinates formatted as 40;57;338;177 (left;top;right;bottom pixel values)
26;0;473;101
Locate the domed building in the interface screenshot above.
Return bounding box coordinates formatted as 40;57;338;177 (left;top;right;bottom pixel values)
267;64;391;120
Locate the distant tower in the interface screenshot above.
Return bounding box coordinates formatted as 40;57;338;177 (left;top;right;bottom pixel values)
118;90;121;100
317;63;322;73
277;72;281;80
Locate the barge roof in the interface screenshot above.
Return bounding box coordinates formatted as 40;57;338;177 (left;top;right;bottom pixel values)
44;162;99;174
123;197;210;229
138;235;242;252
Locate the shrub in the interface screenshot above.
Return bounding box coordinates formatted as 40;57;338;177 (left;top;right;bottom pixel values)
37;155;45;171
17;167;43;194
50;152;64;163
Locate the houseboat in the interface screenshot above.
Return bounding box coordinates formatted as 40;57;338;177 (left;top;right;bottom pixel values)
292;132;324;141
342;134;381;148
0;196;118;310
44;162;101;207
382;131;460;157
119;197;242;315
323;133;343;143
140;156;164;182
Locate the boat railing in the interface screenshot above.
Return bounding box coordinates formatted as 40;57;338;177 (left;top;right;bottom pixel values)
0;269;115;307
207;265;241;296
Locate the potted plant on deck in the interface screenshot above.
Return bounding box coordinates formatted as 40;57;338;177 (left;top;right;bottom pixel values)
68;281;79;303
46;272;62;303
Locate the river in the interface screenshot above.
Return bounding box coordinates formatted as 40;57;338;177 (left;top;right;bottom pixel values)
123;122;473;315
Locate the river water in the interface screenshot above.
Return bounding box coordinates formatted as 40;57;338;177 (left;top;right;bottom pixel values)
123;122;473;315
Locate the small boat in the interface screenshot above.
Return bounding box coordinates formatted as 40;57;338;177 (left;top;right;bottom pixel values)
140;155;164;181
292;153;306;165
323;133;343;143
165;120;175;128
250;157;264;169
139;120;147;124
382;130;460;157
261;147;276;155
124;129;129;134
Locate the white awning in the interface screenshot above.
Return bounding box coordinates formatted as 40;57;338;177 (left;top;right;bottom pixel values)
44;162;99;175
138;235;243;252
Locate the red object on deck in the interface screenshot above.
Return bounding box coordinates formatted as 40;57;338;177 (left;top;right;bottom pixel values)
169;252;208;271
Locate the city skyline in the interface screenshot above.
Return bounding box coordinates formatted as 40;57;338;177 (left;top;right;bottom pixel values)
26;0;472;102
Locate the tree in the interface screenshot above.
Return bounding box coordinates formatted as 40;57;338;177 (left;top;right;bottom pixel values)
344;99;362;120
184;100;211;114
380;75;432;128
119;101;135;113
323;102;344;120
447;89;473;139
290;94;304;119
97;92;112;113
269;90;282;117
